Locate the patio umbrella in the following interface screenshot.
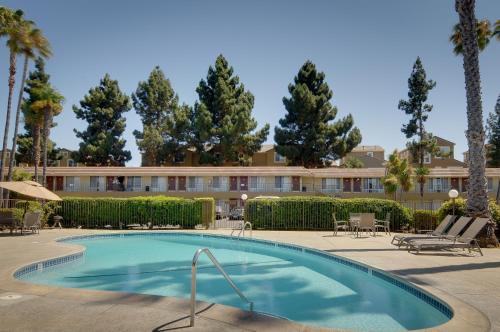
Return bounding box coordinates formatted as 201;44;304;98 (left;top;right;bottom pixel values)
0;181;62;201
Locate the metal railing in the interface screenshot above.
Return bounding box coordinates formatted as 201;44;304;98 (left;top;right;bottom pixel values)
230;221;252;237
190;248;253;326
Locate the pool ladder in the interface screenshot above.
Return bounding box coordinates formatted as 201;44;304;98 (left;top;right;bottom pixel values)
190;248;253;327
230;221;253;238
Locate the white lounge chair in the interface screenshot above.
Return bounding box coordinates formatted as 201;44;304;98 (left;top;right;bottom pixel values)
407;218;489;256
22;211;42;234
391;215;455;247
333;214;349;236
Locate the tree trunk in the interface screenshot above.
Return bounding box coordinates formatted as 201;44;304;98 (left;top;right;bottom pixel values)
42;109;51;187
456;0;498;246
33;124;41;182
0;51;17;182
7;55;29;181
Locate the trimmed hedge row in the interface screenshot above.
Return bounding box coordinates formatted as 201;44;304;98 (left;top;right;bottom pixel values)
245;197;412;230
60;196;215;229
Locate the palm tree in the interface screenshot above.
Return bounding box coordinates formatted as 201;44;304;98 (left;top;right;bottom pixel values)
454;0;496;245
0;7;24;182
7;21;51;181
382;150;413;201
450;19;492;55
29;84;63;186
493;19;500;40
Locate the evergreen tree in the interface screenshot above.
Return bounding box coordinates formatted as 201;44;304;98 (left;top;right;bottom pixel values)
73;74;131;166
191;55;269;165
486;94;500;167
274;61;361;168
132;66;190;166
398;57;436;198
18;57;55;178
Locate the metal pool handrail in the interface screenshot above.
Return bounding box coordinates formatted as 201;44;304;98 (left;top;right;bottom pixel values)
230;221;253;237
190;248;253;327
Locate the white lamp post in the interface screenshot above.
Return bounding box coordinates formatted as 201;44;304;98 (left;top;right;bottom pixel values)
448;189;459;215
241;194;248;221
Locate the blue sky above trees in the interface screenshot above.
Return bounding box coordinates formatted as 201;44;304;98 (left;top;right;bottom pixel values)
0;0;498;166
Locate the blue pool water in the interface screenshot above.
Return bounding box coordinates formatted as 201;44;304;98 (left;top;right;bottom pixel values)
18;233;451;331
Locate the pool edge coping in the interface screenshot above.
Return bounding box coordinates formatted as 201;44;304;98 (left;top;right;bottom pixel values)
9;231;492;332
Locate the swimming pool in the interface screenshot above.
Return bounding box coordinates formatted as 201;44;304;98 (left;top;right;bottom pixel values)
16;233;452;331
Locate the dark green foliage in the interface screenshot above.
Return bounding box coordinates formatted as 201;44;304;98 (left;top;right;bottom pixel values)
486;94;500;167
0;208;23;223
412;210;438;231
437;197;500;225
245;197;412;230
398;57;436;197
15;134;61;165
59;196;214;229
191;55;269;165
132;67;191;166
73;74;131;166
14;199;58;227
274;61;361;168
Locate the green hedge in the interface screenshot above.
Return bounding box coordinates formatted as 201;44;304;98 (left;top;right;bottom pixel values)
0;208;24;223
437;198;500;225
413;210;438;231
60;196;214;229
245;197;412;230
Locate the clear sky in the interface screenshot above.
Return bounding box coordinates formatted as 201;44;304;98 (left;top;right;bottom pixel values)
0;0;499;166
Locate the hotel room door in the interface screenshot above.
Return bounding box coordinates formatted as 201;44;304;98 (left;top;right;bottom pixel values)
230;176;238;191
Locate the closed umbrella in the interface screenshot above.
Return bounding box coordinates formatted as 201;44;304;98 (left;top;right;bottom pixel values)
0;181;62;201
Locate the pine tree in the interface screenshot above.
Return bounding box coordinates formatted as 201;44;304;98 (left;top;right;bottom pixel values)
191;55;269;165
486;94;500;167
18;57;57;177
274;61;361;168
132;66;190;166
73;74;131;166
398;57;436;198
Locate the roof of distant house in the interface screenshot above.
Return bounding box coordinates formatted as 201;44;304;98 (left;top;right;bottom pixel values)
350;145;384;152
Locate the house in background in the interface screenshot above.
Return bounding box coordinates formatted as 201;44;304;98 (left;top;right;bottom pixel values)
398;136;465;168
152;144;287;167
341;145;385;168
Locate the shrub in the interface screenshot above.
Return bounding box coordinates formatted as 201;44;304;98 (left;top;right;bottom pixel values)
60;196;214;229
437;198;500;225
412;210;438;231
0;208;24;223
245;197;412;230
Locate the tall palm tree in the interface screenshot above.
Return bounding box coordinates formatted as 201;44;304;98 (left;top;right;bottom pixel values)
493;19;500;40
450;19;492;55
0;7;24;182
454;0;496;245
29;84;63;186
7;22;51;181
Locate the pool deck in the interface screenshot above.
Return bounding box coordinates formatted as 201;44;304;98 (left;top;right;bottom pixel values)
0;228;497;332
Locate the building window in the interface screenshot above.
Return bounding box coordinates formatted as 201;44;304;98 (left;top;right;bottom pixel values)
274;152;286;163
90;176;100;191
429;178;449;192
362;178;382;192
366;151;374;157
65;176;78;191
487;177;493;192
151;176;159;189
174;152;185;163
275;176;283;189
250;176;264;191
437;146;451;158
188;176;202;192
212;176;220;188
127;176;142;191
68;159;76;167
423;152;431;164
322;178;341;192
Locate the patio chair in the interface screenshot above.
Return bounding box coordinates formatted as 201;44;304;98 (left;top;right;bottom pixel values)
333;214;349;236
21;211;42;234
0;210;19;234
391;215;455;247
407;218;489;256
355;213;376;237
375;212;391;235
349;213;361;234
399;216;472;249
